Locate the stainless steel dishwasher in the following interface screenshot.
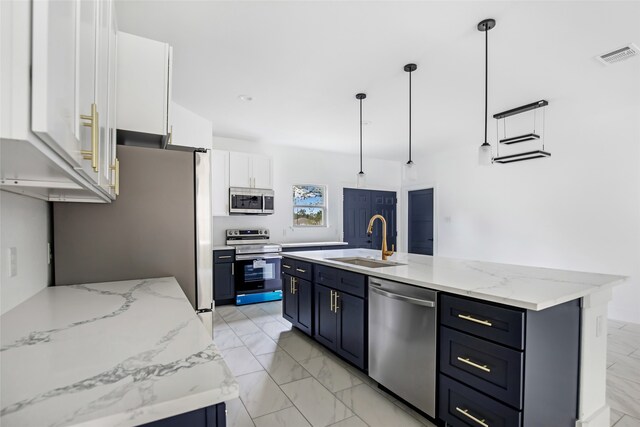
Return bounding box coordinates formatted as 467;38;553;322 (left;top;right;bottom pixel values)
368;277;438;418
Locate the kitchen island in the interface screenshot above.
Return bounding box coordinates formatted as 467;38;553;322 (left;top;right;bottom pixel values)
0;277;239;427
282;248;625;427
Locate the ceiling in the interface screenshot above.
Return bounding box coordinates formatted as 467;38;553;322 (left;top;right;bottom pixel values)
115;1;640;161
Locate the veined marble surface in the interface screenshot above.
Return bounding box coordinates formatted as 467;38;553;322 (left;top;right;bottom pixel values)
0;277;239;427
283;249;626;310
279;241;348;248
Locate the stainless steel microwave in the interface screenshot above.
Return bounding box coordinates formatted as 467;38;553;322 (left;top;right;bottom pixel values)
229;187;274;215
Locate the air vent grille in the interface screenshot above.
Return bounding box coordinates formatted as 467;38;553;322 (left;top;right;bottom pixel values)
596;43;638;65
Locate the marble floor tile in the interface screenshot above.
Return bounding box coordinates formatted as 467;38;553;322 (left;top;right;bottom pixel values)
228;318;263;336
392;400;437;426
223;309;251;323
631;349;640;360
260;301;283;316
607;375;640;419
236;371;293;418
327;416;368;427
221;346;264;376
615;415;640;427
214;328;245;350
608;353;640;385
256;350;312;385
240;331;281;356
218;305;243;319
622;323;640;335
300;355;363;393
608;332;639;356
335;383;423;427
609;328;640;349
260;320;295;340
226;398;255;427
278;334;324;362
253;406;312;427
612;409;626;426
609;319;627;329
240;305;279;325
280;377;353;427
213;316;231;332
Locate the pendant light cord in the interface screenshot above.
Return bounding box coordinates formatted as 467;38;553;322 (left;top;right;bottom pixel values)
409;69;412;163
484;27;488;144
359;97;363;174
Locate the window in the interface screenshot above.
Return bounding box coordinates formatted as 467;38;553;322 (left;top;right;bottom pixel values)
293;185;327;227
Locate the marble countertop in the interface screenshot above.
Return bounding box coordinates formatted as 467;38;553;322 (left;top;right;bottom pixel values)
213;245;235;251
0;277;239;427
282;249;626;311
280;241;348;248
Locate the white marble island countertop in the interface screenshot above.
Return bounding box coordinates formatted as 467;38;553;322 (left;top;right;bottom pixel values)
0;277;239;427
283;248;626;310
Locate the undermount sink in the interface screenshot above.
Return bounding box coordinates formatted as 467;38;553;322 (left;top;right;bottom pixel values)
327;257;405;268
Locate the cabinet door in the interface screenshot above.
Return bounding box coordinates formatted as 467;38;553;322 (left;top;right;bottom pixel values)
314;284;337;350
96;0;112;191
31;0;82;167
106;0;118;197
213;263;235;301
211;150;230;216
336;292;366;369
252;154;272;189
282;274;297;325
229;152;252;188
296;278;313;335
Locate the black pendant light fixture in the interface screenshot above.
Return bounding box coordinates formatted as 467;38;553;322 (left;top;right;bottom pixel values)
404;64;418;180
478;18;496;166
356;93;367;187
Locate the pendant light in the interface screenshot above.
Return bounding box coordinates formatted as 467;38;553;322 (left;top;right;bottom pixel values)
356;93;367;188
404;63;418;181
478;18;496;166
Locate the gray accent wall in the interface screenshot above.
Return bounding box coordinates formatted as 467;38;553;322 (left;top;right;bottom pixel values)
53;145;197;307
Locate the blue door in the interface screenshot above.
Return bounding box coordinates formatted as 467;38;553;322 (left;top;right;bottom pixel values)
343;188;397;250
408;188;434;255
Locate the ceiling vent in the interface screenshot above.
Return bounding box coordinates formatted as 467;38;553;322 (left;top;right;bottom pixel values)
596;43;638;65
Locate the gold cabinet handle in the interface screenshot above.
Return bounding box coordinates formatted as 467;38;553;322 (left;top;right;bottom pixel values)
455;407;488;427
334;292;339;312
458;314;493;327
218;255;232;259
290;276;294;294
330;290;335;312
457;356;491;373
296;268;306;273
109;158;119;196
283;264;292;269
80;103;99;172
292;277;297;294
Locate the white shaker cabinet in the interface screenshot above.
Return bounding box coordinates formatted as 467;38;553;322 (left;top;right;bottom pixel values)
169;102;213;150
211;150;230;216
116;32;172;136
229;152;273;189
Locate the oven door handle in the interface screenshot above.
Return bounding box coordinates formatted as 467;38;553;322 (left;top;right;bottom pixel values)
235;254;283;261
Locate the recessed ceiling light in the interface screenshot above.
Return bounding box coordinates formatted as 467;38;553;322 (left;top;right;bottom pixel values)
238;95;253;102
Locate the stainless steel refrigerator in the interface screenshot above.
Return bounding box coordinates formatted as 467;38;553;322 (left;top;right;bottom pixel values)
52;145;214;334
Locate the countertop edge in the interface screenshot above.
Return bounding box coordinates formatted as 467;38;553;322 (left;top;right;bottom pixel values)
281;252;626;311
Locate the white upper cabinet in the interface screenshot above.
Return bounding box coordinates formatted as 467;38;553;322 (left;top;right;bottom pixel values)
116;32;172;136
31;0;82;168
211;150;230;216
169;102;213;150
228;152;273;189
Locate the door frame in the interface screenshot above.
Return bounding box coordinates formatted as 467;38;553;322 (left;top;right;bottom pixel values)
401;183;438;255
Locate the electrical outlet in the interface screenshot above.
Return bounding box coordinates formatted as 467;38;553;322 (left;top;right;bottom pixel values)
9;247;17;277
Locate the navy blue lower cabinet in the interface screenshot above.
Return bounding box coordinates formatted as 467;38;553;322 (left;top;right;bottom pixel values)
282;273;298;325
213;262;235;303
296;277;313;335
439;375;521;427
336;291;366;369
140;402;226;427
314;284;338;349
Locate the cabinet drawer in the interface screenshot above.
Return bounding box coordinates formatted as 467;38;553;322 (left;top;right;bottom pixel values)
439;375;522;427
214;250;235;263
440;327;523;409
315;265;366;298
282;258;296;274
441;294;525;350
293;260;313;281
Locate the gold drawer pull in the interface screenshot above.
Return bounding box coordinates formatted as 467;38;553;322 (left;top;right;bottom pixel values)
455;407;489;427
218;255;232;259
109;158;120;196
292;277;297;294
330;290;335;311
283;264;292;269
458;314;493;327
80;103;99;172
296;268;306;273
334;292;339;312
457;356;491;373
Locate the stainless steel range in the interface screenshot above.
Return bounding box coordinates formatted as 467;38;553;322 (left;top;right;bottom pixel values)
227;228;283;305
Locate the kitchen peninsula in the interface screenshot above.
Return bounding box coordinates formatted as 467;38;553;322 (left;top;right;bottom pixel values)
0;277;238;427
282;248;625;427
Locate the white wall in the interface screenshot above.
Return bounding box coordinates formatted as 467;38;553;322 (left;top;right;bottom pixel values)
0;191;51;314
212;137;403;246
401;88;640;323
